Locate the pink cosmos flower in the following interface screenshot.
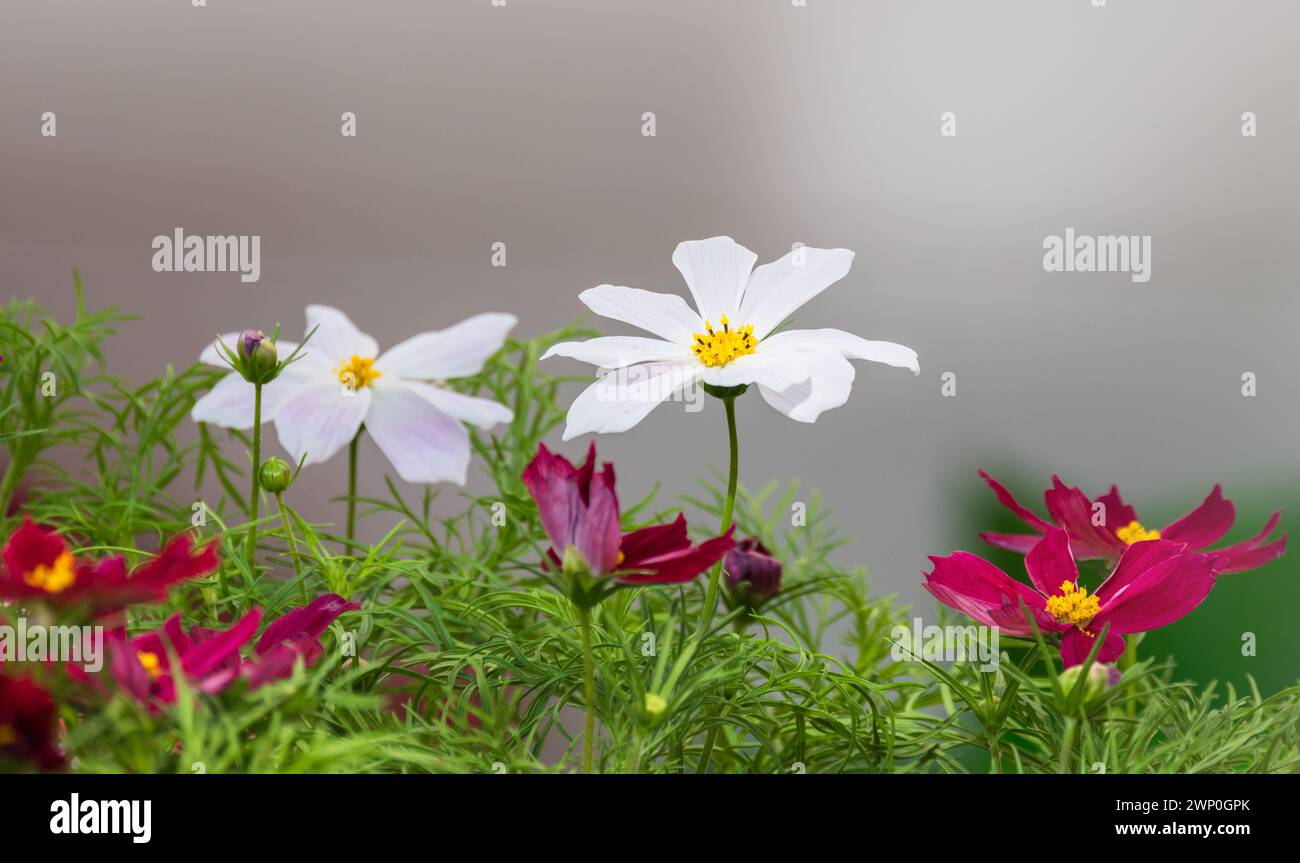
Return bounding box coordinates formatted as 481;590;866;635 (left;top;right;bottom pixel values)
522;443;734;589
978;471;1286;575
243;594;360;688
110;610;262;706
924;528;1220;666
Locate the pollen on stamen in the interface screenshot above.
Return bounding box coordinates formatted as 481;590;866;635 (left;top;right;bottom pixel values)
691;314;757;368
336;355;382;390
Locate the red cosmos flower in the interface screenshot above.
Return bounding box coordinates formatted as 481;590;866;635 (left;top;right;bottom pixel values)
521;443;734;595
0;673;64;770
243;594;359;689
110;610;261;706
978;472;1286;575
1;518;219;614
924;527;1220;666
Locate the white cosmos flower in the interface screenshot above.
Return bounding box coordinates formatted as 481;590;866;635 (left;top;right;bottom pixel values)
542;236;919;439
191;305;517;485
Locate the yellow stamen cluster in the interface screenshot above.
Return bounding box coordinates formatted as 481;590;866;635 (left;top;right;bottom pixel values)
137;651;163;680
23;551;76;594
1115;520;1161;544
691;315;756;368
336;355;382;390
0;724;16;746
1045;580;1101;633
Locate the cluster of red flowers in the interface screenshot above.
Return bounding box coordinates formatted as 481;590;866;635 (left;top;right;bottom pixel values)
0;519;359;771
924;473;1287;667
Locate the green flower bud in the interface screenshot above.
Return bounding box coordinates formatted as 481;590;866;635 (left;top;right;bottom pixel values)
1059;662;1118;702
259;457;293;494
238;329;279;383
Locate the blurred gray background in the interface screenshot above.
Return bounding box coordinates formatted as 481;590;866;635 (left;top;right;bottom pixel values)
4;0;1298;622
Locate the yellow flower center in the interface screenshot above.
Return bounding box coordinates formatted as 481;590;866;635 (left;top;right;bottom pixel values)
23;551;76;594
1115;520;1161;544
0;724;16;746
336;355;382;390
1044;580;1101;634
691;315;756;368
137;651;163;680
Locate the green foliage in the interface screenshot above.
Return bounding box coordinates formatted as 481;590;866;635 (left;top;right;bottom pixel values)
2;279;1296;774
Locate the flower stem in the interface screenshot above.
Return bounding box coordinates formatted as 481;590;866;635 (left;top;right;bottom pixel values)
244;382;263;578
694;393;740;639
277;491;306;603
346;431;360;545
660;392;742;701
577;604;597;774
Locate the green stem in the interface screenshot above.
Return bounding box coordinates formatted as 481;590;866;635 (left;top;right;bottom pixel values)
694;394;740;640
346;431;360;544
277;491;306;603
662;393;742;700
244;382;263;578
578;604;597;774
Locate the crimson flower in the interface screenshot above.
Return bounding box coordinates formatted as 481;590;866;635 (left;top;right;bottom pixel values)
244;594;359;688
110;610;261;706
522;443;734;603
0;673;64;770
924;528;1219;666
1;518;219;614
978;472;1285;575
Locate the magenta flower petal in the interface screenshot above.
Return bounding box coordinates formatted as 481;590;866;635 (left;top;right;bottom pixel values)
1092;554;1217;635
573;464;622;576
180;608;261;682
977;531;1043;554
1205;510;1287;574
620;514;691;565
521;442;586;553
922;551;1053;636
1160;485;1235;549
1060;627;1126;668
255;594;359;656
978;470;1053;532
1024;527;1078;597
1044;476;1125;557
616;527;735;585
1094;485;1139;532
1095;538;1187;603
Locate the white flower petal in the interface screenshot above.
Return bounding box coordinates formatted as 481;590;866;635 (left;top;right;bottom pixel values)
365;380;471;484
761;328;919;374
736;247;855;339
699;346;811;392
272;378;371;466
671;236;757;326
305;305;379;364
190;369;310;428
415;384;514;431
541;336;693;369
578;285;703;346
562;362;703;440
376;312;516;381
758;350;856;423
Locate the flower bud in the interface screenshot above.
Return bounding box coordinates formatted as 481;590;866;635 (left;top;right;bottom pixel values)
1059;662;1120;702
724;538;782;608
237;329;278;383
643;692;668;722
259;457;293;494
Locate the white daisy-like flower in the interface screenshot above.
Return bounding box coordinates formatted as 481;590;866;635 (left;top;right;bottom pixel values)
192;305;517;484
542;236;919;439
